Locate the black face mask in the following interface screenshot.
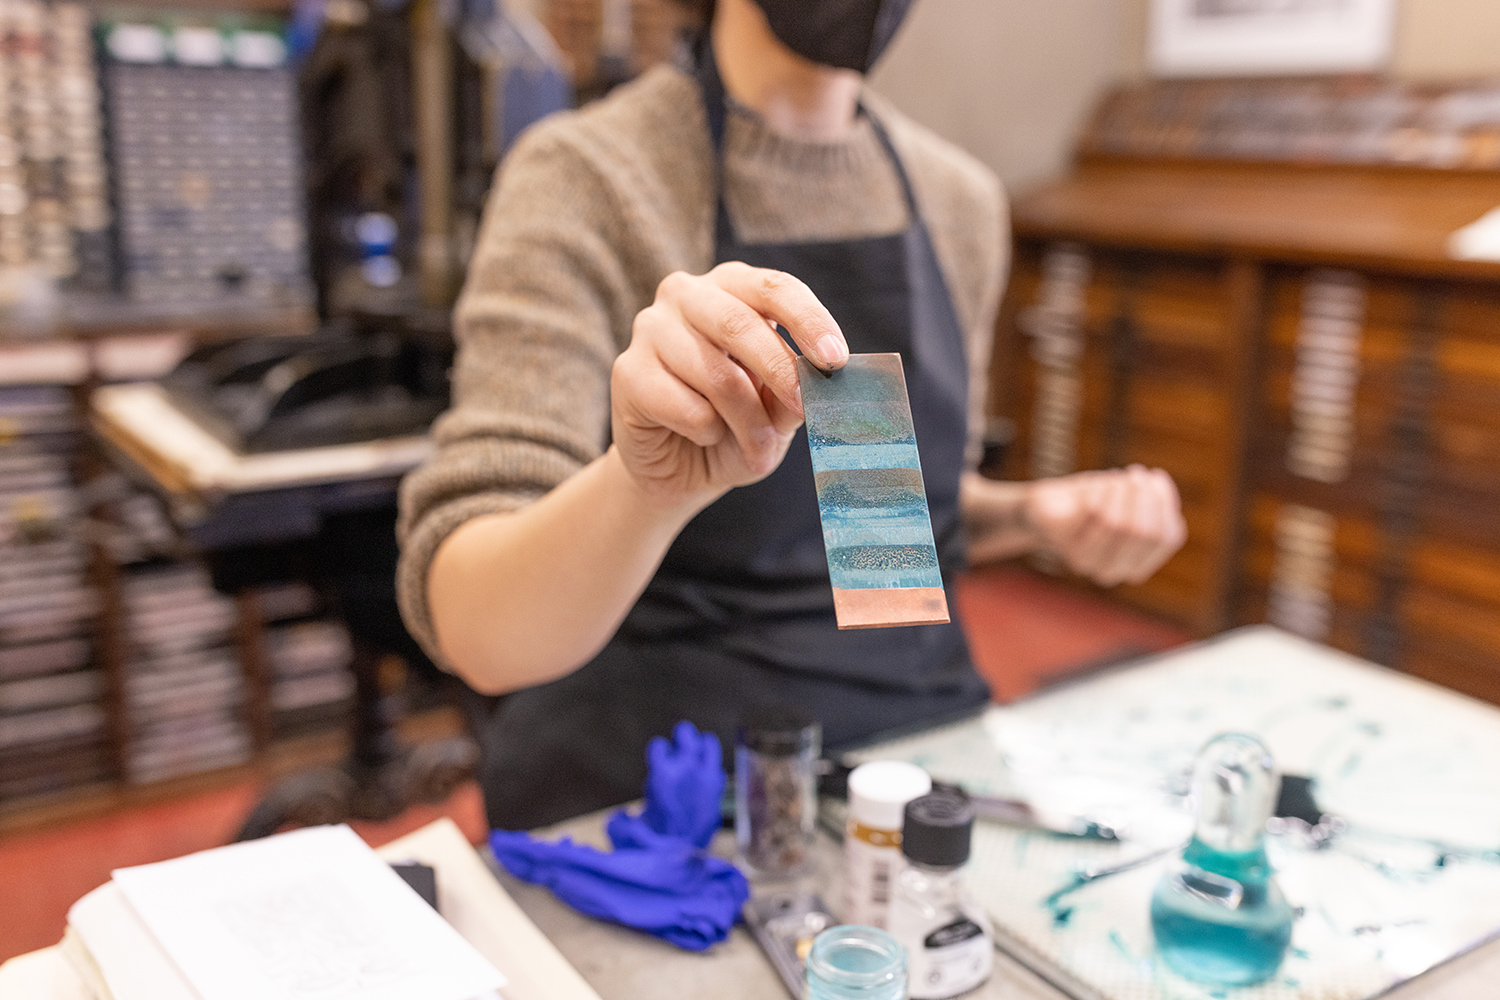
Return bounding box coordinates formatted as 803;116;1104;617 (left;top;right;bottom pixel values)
750;0;915;73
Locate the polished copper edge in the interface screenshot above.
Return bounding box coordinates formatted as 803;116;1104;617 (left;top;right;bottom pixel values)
832;587;951;630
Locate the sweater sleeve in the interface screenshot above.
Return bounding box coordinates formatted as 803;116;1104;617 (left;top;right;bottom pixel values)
395;122;640;667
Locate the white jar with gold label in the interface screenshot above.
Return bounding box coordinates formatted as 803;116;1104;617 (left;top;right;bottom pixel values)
843;761;931;928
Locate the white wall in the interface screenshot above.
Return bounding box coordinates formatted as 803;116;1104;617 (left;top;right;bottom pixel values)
869;0;1130;192
1118;0;1500;79
874;0;1500;195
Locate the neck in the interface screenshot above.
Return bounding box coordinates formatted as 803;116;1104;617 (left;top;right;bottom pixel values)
711;0;862;142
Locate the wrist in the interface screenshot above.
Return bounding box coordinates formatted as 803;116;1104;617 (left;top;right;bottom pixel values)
600;445;722;530
1016;482;1047;554
963;474;1044;548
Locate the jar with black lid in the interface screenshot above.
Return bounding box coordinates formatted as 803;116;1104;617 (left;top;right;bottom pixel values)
887;789;994;999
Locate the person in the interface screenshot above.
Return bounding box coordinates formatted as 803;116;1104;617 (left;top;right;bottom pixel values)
397;0;1187;830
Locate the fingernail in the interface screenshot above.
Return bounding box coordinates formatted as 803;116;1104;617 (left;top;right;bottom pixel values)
813;334;847;368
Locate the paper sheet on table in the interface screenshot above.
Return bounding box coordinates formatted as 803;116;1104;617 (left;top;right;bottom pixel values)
843;628;1500;1000
1448;206;1500;260
110;824;506;1000
0;945;94;1000
68;882;200;1000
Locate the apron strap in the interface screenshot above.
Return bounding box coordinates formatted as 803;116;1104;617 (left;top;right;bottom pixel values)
862;110;920;222
695;32;730;155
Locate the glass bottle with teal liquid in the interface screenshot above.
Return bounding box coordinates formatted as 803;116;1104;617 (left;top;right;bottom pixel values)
1150;732;1294;986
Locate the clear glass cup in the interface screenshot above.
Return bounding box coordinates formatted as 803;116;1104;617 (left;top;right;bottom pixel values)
805;925;907;1000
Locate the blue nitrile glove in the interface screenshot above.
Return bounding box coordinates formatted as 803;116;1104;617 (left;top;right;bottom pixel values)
638;720;725;848
489;832;747;951
489;721;749;951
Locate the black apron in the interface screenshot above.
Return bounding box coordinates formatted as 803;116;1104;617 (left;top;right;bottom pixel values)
478;47;990;830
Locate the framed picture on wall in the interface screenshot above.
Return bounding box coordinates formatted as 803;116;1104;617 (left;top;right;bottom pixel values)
1149;0;1398;77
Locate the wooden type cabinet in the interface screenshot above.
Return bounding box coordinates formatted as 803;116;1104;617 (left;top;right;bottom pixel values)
994;79;1500;705
1241;274;1500;703
0;335;363;828
998;244;1255;633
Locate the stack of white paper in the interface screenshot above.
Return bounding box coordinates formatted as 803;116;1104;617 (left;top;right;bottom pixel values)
63;825;506;1000
1449;205;1500;260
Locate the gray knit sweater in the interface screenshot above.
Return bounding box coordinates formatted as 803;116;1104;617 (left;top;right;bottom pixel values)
396;63;1009;665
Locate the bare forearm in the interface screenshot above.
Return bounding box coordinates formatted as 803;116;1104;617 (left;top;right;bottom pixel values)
960;472;1042;565
962;466;1187;584
428;446;709;694
426;255;852;692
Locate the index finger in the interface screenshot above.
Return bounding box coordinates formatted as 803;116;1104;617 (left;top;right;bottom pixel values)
707;262;848;372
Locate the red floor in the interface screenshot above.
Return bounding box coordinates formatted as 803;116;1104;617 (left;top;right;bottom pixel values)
955;564;1189;703
0;564;1185;963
